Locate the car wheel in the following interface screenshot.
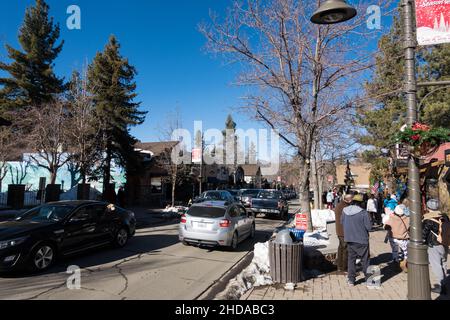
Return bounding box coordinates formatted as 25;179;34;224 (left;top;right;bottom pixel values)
230;232;238;251
182;241;190;246
114;227;129;248
250;224;256;239
30;243;55;272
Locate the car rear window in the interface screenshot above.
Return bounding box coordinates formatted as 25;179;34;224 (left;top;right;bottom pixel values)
242;190;260;196
257;191;280;199
188;206;226;218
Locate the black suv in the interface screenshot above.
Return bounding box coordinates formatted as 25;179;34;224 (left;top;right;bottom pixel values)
0;201;136;273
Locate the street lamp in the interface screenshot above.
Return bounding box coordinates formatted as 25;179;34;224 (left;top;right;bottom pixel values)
310;0;357;24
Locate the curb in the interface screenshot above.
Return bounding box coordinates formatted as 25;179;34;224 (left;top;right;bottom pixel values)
198;212;295;300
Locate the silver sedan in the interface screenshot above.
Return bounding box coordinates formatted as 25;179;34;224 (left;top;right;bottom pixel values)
179;201;255;250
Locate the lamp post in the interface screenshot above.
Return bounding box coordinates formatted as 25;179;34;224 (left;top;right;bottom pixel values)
310;0;431;300
401;0;431;300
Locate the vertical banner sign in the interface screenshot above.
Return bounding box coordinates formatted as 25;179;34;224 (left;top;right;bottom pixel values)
295;213;308;231
191;148;202;164
415;0;450;46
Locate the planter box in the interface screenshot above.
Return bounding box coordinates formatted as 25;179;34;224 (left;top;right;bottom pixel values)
45;184;61;203
7;185;25;210
77;184;91;200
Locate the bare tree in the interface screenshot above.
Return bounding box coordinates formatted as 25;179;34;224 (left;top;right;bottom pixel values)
0;127;14;191
157;107;190;207
200;0;392;230
66;70;102;185
21;100;71;185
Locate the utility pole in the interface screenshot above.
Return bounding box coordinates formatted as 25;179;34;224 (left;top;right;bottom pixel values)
402;0;431;300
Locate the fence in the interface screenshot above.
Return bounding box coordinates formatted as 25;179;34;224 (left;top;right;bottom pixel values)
0;191;42;209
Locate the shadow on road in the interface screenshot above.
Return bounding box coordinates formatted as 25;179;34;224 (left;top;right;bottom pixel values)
0;233;180;279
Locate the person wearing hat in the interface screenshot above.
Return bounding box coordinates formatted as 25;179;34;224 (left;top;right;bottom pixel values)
384;194;398;212
385;205;410;272
423;199;449;295
335;194;354;273
341;194;373;286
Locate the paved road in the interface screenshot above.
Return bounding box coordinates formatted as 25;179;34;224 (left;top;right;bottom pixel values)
0;206;294;300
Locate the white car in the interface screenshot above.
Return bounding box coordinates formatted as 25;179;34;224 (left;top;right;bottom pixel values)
179;201;255;250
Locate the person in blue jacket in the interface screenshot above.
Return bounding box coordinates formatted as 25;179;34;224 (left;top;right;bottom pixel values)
384;194;398;212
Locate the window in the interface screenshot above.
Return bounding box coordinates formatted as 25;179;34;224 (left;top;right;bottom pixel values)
151;177;162;194
70;208;93;222
229;206;239;218
188;206;226;218
239;207;247;217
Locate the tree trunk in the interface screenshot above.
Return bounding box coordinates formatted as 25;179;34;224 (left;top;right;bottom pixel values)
298;156;313;232
318;167;324;210
102;147;112;201
50;170;57;185
311;144;320;210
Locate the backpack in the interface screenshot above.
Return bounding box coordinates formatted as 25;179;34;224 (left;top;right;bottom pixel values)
431;217;450;247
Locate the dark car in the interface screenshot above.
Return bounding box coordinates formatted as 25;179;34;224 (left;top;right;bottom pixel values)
226;190;241;202
193;191;236;204
250;190;289;220
0;201;136;273
239;189;263;207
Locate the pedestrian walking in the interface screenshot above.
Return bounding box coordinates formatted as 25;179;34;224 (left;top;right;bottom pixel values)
335;194;353;273
385;205;410;272
382;207;397;263
326;190;334;209
384;194;398;212
341;194;373;286
423;199;450;295
367;194;378;227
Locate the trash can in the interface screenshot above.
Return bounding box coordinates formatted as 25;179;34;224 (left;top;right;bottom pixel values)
269;240;304;284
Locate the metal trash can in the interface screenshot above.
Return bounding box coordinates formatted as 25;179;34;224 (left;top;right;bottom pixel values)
269;240;304;284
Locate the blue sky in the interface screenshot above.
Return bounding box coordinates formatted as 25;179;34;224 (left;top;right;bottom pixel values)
0;0;257;143
0;1;396;154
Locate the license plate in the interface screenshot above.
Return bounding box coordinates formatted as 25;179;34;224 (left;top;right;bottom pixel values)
196;222;207;228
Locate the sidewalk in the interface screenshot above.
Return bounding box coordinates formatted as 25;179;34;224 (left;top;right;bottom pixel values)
241;229;449;300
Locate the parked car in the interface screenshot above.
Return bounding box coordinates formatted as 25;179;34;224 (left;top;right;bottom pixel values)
226;189;240;202
239;189;263;207
0;201;136;273
179;200;255;250
193;190;236;204
251;190;289;220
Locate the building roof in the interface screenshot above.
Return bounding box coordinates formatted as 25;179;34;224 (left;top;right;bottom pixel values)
135;141;180;156
240;164;261;177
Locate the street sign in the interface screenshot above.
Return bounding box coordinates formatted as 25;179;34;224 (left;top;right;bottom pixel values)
445;149;450;167
416;0;450;46
295;213;308;231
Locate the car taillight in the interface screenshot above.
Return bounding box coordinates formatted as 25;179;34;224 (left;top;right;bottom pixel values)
219;219;231;228
181;215;187;224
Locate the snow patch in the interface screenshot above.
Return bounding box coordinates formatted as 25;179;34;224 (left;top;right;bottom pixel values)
216;242;273;300
303;230;330;247
311;209;335;229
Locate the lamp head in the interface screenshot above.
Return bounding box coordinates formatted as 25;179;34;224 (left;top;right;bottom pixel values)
311;0;357;25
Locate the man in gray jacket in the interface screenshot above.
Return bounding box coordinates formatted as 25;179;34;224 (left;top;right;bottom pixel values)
341;194;373;286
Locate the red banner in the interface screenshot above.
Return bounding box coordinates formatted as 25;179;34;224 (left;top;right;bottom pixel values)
416;0;450;45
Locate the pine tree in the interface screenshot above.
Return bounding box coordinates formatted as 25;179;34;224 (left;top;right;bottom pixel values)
356;13;406;152
418;44;450;129
87;36;147;198
0;0;64;116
